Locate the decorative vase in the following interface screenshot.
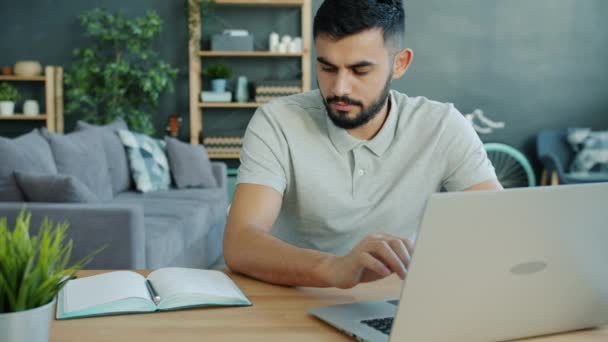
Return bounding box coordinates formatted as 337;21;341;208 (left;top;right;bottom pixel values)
14;61;42;77
0;101;15;115
0;298;56;342
23;99;40;115
235;76;249;103
211;79;227;93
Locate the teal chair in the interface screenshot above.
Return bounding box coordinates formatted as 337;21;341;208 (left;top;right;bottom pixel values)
537;129;608;185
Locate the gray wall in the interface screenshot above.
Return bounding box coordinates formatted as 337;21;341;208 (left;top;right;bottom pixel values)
1;0;607;171
0;0;190;138
311;0;608;162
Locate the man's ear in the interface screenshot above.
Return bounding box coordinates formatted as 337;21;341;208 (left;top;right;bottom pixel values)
392;48;414;79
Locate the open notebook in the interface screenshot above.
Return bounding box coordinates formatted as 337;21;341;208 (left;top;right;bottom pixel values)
56;267;251;320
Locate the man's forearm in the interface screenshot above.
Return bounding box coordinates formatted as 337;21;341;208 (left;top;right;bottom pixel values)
224;224;336;287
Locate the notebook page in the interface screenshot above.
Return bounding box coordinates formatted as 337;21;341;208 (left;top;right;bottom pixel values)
64;271;151;313
147;268;243;299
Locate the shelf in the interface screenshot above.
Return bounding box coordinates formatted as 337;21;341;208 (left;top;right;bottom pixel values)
198;51;304;57
207;145;241;160
0;75;46;81
0;114;48;120
214;0;304;6
188;0;311;145
199;102;261;108
208;153;241;160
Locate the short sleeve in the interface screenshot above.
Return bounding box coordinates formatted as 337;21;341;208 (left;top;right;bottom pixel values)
237;105;289;195
439;105;498;191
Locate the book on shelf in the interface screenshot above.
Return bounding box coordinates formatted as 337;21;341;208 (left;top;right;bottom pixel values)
203;136;243;146
56;267;251;320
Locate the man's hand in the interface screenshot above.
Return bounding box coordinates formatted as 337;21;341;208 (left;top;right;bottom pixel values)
315;234;414;289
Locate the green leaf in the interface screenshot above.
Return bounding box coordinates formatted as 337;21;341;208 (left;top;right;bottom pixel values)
0;210;105;312
65;8;178;136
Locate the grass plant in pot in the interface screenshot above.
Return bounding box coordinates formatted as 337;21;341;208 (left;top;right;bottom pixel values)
204;62;232;93
0;82;21;116
0;211;102;342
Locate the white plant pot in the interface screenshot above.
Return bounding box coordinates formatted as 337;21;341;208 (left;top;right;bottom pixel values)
0;298;56;342
0;101;15;115
211;79;227;93
23;99;40;115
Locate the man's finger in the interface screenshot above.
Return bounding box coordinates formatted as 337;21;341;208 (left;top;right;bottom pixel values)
376;233;415;257
400;238;414;256
359;252;391;277
371;241;407;279
388;239;411;268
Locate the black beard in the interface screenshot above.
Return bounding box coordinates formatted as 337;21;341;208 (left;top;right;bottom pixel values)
321;74;392;130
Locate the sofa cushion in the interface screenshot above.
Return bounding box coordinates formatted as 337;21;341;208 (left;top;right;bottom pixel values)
42;128;113;202
165;137;217;189
111;194;223;268
118;130;171;193
567;128;608;174
0;129;57;202
14;172;99;203
112;195;214;244
75;118;132;194
116;188;227;205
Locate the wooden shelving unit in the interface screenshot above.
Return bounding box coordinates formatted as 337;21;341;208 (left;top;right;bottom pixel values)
188;0;311;159
214;0;305;6
198;51;304;57
0;114;48;121
0;75;46;81
0;66;64;133
199;102;262;108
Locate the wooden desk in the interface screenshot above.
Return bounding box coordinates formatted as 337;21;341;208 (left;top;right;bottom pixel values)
51;270;608;342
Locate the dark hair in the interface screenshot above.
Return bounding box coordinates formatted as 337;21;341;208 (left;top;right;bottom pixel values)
313;0;405;50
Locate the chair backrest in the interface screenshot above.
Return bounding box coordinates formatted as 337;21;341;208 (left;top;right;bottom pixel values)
536;129;574;176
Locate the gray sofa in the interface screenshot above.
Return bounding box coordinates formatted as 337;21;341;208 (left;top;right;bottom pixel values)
0;122;228;270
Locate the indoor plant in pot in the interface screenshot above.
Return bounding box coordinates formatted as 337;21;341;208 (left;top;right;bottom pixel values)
0;82;21;116
65;8;178;135
0;211;102;342
204;62;232;92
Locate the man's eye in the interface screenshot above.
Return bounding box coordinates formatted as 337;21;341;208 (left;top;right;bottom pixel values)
322;67;336;73
353;69;370;76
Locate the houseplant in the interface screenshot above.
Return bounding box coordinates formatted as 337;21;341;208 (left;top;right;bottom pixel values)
65;8;178;135
0;82;20;115
204;62;232;92
0;211;102;341
187;0;215;45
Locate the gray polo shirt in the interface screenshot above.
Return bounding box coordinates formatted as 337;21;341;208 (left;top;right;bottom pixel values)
237;89;497;256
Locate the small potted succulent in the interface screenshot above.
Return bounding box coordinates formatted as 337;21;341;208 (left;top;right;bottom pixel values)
0;211;102;342
0;82;21;115
203;62;232;92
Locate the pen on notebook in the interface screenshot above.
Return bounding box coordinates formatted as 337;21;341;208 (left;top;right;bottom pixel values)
146;280;161;305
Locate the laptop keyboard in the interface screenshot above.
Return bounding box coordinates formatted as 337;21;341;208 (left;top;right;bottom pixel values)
361;317;394;335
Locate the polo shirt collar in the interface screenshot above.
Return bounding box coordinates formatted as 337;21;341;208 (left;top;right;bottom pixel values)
327;90;398;156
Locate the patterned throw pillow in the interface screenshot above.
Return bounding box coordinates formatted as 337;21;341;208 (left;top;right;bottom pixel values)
118;130;171;193
567;128;608;173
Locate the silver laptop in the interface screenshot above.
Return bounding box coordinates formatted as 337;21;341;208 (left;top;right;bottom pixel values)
309;183;608;342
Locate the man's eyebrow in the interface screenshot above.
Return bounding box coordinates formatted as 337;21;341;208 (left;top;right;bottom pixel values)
348;61;375;68
317;57;376;69
317;57;336;68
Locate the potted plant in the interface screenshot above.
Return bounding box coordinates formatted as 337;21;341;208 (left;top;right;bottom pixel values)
0;82;21;116
65;9;178;135
0;211;102;342
204;62;232;92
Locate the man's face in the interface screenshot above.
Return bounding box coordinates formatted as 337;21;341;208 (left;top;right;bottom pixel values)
315;29;394;129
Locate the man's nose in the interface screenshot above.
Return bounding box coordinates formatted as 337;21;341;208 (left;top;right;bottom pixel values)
331;71;353;97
